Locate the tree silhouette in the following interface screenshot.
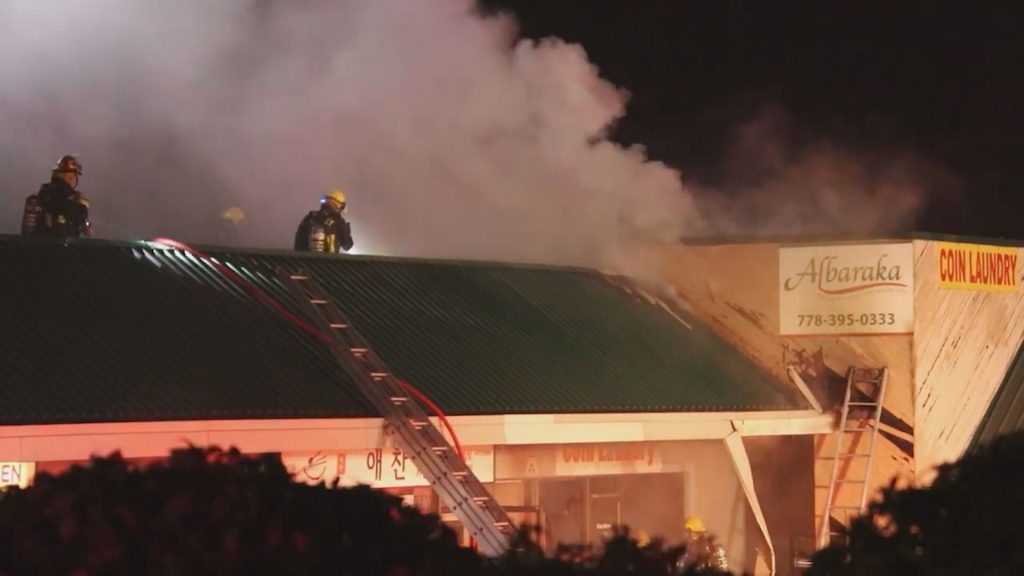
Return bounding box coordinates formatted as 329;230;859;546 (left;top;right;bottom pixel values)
809;431;1024;576
0;446;734;576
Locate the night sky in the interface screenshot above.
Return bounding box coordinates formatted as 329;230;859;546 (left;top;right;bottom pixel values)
481;1;1021;238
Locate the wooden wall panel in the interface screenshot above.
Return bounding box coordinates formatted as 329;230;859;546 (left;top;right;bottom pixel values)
912;240;1024;475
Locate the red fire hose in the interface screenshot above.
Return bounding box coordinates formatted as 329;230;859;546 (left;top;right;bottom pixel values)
149;238;466;459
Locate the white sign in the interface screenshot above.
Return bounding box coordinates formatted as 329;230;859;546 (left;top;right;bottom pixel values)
555;443;663;477
284;446;494;489
0;462;35;489
779;243;914;336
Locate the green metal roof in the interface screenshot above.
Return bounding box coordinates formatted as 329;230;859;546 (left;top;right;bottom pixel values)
972;342;1024;448
0;235;804;425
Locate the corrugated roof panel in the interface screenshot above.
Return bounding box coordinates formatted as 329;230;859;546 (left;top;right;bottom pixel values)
0;236;803;424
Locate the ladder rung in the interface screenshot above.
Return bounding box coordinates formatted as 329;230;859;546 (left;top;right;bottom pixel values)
848;402;878;407
835;479;866;484
835;453;870;459
831;505;864;510
282;269;515;556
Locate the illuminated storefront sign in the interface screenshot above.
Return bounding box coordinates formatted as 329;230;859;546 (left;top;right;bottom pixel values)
0;462;35;489
554;443;663;477
779;243;914;335
283;446;494;489
938;242;1020;293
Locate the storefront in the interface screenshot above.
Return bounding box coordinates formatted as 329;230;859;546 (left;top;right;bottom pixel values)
276;435;790;569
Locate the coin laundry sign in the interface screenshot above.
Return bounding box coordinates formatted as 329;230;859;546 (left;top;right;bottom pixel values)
779;243;914;335
938;242;1020;293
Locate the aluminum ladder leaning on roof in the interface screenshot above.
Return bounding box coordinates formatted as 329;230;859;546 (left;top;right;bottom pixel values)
276;269;514;557
817;366;889;550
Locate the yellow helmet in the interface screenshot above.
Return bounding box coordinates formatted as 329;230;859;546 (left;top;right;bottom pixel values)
635;529;651;548
221;206;245;224
684;517;706;534
323;189;346;206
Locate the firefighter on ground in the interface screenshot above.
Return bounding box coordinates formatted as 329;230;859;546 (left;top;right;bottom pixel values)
675;517;729;573
294;189;354;253
22;154;92;238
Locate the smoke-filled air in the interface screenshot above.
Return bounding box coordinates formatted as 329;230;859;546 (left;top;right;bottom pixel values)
0;0;939;270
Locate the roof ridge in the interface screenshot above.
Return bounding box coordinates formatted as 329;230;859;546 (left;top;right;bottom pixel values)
0;233;601;274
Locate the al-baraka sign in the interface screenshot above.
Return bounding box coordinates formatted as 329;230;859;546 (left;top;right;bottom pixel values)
938;242;1020;293
779;243;914;336
283;446;494;489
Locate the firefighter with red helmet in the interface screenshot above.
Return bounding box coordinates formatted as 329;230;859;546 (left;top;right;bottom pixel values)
294;189;354;253
22;155;92;238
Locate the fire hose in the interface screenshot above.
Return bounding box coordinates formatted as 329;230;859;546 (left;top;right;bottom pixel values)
149;238;466;459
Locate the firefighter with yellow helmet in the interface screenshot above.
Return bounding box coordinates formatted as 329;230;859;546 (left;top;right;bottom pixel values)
293;189;354;253
676;517;729;573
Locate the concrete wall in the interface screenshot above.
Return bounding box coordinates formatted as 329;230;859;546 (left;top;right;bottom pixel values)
745;435;815;576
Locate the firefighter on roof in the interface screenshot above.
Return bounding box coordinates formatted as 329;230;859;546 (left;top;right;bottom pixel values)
294;189;354;253
22;155;92;238
220;206;245;246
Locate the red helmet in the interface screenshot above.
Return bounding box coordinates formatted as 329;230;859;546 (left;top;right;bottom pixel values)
53;154;83;175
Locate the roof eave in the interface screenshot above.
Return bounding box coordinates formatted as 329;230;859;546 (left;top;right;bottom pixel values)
0;410;833;462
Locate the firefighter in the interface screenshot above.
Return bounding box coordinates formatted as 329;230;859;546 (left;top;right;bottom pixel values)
676;517;729;573
293;189;354;253
220;206;245;246
23;154;92;238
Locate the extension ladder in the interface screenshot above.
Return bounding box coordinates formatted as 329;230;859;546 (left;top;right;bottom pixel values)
277;270;514;556
817;366;889;549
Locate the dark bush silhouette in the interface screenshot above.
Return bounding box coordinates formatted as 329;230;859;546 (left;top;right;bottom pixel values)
0;447;483;575
809;430;1024;576
0;446;731;575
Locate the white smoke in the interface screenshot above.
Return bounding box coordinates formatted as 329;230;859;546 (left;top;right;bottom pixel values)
691;107;953;237
0;0;699;269
0;1;947;272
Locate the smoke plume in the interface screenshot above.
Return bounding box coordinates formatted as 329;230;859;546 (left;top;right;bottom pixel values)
0;1;944;271
691;107;955;238
0;0;698;269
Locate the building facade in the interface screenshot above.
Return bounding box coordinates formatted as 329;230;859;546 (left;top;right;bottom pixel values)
0;235;831;575
4;234;1023;574
651;234;1024;548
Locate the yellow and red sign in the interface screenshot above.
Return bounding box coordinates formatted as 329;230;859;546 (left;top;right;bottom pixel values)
938;242;1020;293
